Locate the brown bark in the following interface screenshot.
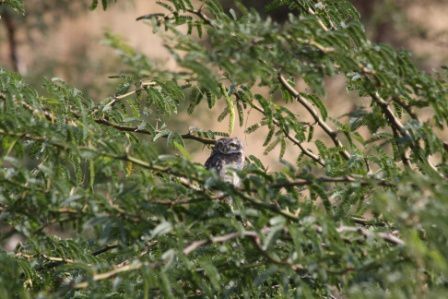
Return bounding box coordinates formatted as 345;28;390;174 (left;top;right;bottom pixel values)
1;9;20;72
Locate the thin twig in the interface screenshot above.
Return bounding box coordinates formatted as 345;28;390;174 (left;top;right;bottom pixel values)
249;234;304;271
278;74;351;160
336;225;404;246
370;92;440;175
29;244;120;272
185;6;213;26
74;261;145;289
148;198;207;206
235;92;325;166
371;92;407;135
271;176;393;189
350;216;388;227
137;5;213;27
391;96;418;120
0;178;48;193
21;101;56;122
104;81;156;108
0;129;68;150
305;4;330;31
93;118;215;145
92;244;119;256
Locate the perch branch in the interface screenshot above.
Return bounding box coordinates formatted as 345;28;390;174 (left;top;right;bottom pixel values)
93;118;215;145
18;96;215;145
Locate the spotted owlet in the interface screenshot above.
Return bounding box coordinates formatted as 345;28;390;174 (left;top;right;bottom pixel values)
205;137;245;187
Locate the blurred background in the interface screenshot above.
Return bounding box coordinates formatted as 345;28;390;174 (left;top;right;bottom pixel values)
0;0;447;172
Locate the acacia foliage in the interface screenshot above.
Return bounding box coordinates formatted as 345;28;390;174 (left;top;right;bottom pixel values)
1;0;448;298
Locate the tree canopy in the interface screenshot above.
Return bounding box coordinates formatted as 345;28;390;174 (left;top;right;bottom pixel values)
1;0;448;298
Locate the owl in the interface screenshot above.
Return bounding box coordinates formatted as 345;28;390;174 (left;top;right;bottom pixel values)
205;137;245;187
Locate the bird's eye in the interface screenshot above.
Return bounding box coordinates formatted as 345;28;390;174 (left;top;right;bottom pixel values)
229;143;238;149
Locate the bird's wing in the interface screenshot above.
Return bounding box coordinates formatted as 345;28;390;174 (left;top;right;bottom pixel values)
205;153;223;173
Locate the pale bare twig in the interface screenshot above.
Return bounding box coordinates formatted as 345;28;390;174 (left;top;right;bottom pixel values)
103;81;157;109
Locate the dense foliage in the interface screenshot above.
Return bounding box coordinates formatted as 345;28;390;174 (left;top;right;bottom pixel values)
1;0;448;297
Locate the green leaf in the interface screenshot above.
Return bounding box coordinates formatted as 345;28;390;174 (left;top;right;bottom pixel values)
222;85;236;134
173;141;191;160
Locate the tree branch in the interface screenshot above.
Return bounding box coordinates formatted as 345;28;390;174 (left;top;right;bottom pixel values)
235;92;325;166
103;81;157;108
185;6;213;26
72;221;403;289
74;261;145;289
278;74;351;160
370;92;440;175
74;228;269;289
136;6;213;27
21;244;119;272
336;225;404;246
391;96;418;120
1;9;20;72
93;118;215;145
0;129;68;150
17;96;216;145
271;176;393;189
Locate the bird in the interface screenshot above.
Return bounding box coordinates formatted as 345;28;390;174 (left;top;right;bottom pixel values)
205;137;245;187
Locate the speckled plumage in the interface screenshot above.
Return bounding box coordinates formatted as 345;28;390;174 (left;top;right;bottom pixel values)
205;137;245;186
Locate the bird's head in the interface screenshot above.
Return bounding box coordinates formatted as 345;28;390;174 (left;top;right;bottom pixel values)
213;137;243;155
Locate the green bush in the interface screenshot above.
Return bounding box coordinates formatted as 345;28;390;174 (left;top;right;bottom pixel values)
1;0;447;297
